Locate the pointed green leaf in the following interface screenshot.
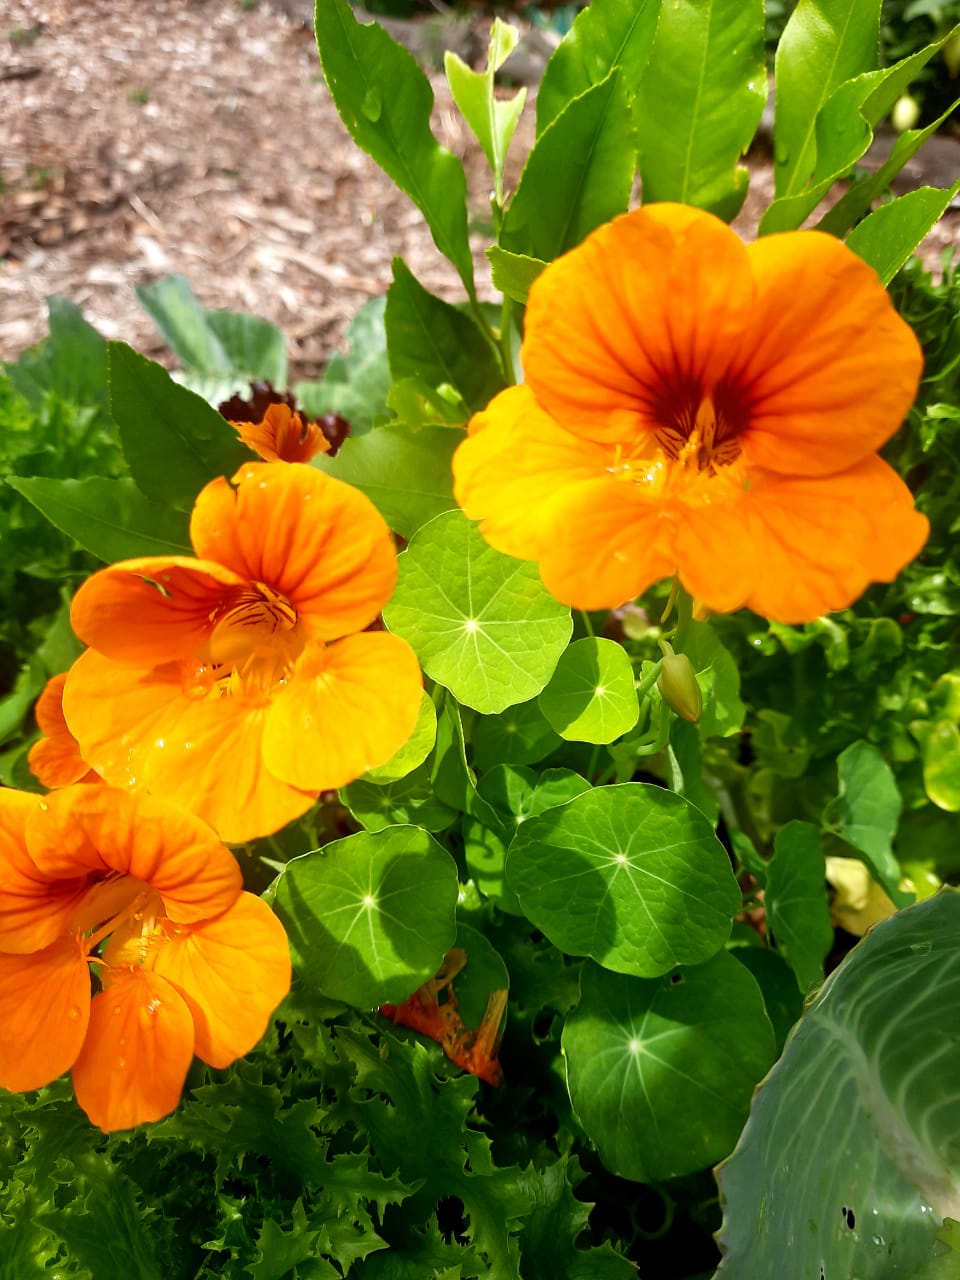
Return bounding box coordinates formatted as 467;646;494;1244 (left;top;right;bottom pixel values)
383;511;572;714
507;782;740;976
107;342;249;511
538;638;639;744
486;246;548;305
499;70;635;263
716;892;960;1279
536;0;660;134
315;0;474;296
313;423;460;539
274;825;459;1007
295;296;390;435
6;297;108;414
773;0;881;199
845;182;960;285
563;955;775;1180
634;0;766;220
385;259;504;415
444;19;527;198
823;740;910;905
6;476;191;563
766;821;834;993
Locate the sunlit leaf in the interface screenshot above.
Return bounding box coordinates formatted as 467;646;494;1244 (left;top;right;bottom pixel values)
538;638;639;744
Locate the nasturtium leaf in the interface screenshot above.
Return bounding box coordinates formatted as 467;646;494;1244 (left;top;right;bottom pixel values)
472;698;563;770
108;342;250;511
716;891;960;1279
274;826;459;1008
486;246;548;305
384;259;504;416
451;921;510;1030
466;766;591;913
536;0;659;134
765;820;834;993
634;0;766;221
341;761;457;834
731;946;804;1054
507;783;740;976
136;275;287;386
7;476;192;563
823;740;911;906
845;183;960;285
315;0;474;297
914;719;960;812
683;620;745;739
444;19;526;200
314;423;459;540
295;296;390;435
538;638;639;744
773;0;881;200
429;691;502;831
667;720;719;824
361;691;437;786
499;71;635;264
383;511;572;714
563;955;776;1181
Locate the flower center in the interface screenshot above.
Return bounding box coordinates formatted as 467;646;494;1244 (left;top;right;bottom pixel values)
70;873;166;968
184;581;306;704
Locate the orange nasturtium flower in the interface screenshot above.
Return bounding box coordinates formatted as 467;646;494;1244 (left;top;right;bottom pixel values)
28;673;100;788
0;784;290;1131
229;401;332;464
453;204;929;623
59;462;423;842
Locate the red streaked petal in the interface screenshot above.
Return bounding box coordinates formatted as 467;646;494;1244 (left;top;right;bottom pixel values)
71;967;195;1132
262;634;423;792
190;464;398;641
154;893;291;1068
70;557;242;666
0;935;90;1091
25;786;241;925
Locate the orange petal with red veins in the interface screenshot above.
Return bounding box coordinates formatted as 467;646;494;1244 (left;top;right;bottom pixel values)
25;785;241;924
0;788;91;953
0;935;90;1091
70;557;242;666
453;385;611;561
28;672;99;788
739;456;929;623
736;232;923;477
154;892;291;1068
71;967;195;1132
263;634;423;791
190;464;398;641
522;204;754;442
63;649;318;844
534;477;676;610
231;403;330;463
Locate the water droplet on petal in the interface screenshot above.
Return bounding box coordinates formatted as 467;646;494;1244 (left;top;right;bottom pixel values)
113;1006;123;1015
117;1057;127;1070
68;1006;82;1021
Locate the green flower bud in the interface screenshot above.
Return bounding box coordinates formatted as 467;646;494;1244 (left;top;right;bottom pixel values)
891;94;920;134
657;642;702;724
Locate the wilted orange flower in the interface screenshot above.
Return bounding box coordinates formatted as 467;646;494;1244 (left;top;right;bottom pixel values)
454;204;928;623
60;463;422;842
0;784;290;1131
28;673;100;788
230;402;331;464
380;948;507;1086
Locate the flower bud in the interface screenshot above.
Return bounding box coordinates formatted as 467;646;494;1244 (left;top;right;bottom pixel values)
891;94;920;134
657;642;702;724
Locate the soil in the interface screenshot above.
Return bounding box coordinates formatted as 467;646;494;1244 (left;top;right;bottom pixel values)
2;0;958;382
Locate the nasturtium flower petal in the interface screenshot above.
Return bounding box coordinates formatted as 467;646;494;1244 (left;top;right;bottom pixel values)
263;633;423;792
71;967;195;1132
0;788;90;954
62;649;319;845
190;463;398;641
25;787;241;924
28;673;99;788
453;204;926;622
0;935;90;1091
70;557;244;666
736;232;924;477
153;892;291;1068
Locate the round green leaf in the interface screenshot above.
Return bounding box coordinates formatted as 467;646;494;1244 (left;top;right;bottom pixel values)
341;762;457;833
383;510;572;714
562;956;776;1181
716;891;960;1279
362;690;437;784
274;826;459;1007
507;783;740;976
472;697;563;769
538;637;640;744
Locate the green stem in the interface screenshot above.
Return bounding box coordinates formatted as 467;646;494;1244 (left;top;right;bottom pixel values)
499;291;517;385
579;609;596;639
634;657;664;700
